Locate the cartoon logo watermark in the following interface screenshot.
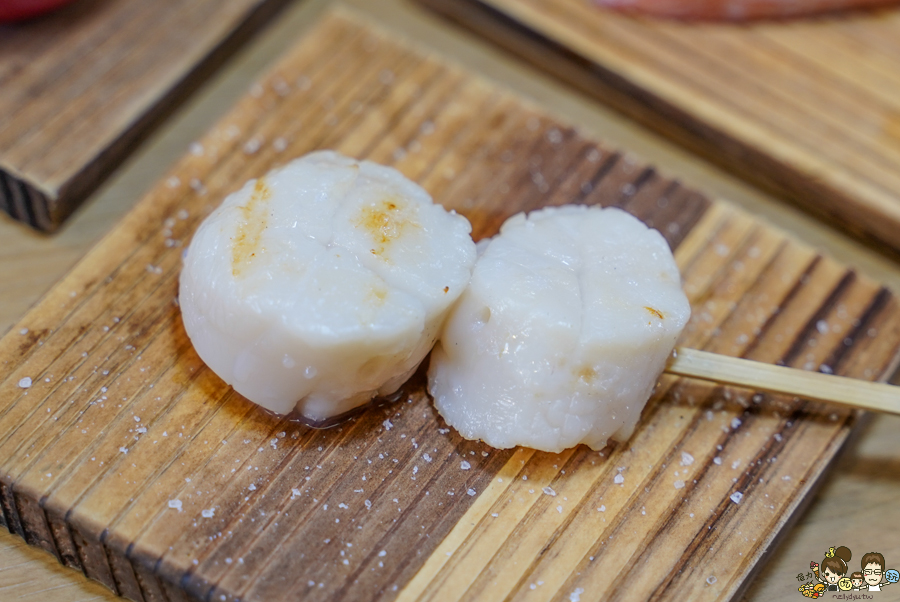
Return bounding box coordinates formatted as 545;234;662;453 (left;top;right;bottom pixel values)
797;547;898;598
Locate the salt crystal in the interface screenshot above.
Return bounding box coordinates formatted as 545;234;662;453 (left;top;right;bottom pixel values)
730;492;743;504
19;328;28;335
467;489;476;496
243;138;262;155
291;488;301;500
460;461;471;470
731;417;742;429
248;484;256;491
17;377;31;389
598;505;606;512
707;576;717;585
119;447;128;454
713;457;722;465
201;508;215;518
542;486;556;496
569;587;584;602
614;474;625;484
680;451;694;466
378;550;386;557
423;453;432;462
168;499;182;511
556;505;563;513
383;419;393;431
816;320;829;334
674;480;685;489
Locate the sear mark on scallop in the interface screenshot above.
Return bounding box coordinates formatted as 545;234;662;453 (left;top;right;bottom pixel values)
231;177;271;277
357;196;420;259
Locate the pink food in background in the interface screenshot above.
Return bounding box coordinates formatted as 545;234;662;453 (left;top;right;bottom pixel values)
0;0;78;22
594;0;900;20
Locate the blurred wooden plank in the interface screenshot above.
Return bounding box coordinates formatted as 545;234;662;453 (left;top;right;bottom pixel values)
1;8;900;602
0;529;115;601
0;0;293;231
417;0;900;255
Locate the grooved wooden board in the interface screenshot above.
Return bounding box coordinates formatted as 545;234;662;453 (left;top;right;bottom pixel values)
417;0;900;254
2;9;900;602
0;0;292;231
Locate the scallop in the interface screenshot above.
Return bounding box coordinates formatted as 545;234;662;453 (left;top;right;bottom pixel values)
179;151;476;424
427;205;690;452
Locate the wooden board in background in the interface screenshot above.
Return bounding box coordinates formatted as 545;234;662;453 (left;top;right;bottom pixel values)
417;0;900;255
0;0;292;231
1;9;899;602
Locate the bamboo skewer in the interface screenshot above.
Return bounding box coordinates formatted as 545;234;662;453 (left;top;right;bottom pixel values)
666;347;900;417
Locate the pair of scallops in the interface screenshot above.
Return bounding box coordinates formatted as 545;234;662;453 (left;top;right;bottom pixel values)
179;151;690;452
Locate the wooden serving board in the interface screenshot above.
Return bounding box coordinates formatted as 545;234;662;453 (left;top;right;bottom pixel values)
0;0;292;231
2;9;899;602
417;0;900;254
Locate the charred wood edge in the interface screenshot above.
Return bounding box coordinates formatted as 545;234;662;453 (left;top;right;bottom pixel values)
415;0;900;261
0;0;294;233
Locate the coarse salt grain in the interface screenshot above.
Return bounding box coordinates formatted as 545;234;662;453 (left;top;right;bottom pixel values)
730;492;743;504
614;474;625;484
168;499;182;511
17;377;32;389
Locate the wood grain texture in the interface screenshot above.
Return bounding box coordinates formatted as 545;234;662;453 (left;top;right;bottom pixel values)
416;0;900;255
0;0;292;231
1;8;900;602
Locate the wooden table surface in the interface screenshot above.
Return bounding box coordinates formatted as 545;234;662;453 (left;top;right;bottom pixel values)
1;1;899;601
